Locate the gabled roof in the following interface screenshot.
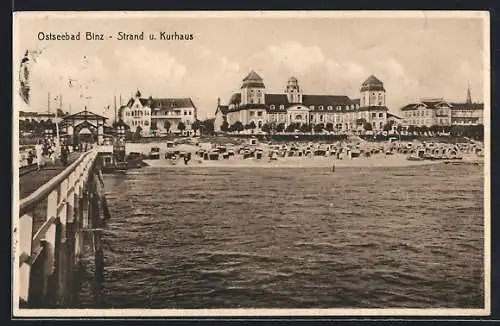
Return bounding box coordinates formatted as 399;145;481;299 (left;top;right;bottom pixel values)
126;97;150;107
62;109;108;120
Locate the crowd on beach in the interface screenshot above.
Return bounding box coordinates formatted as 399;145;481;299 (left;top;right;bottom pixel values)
140;136;484;168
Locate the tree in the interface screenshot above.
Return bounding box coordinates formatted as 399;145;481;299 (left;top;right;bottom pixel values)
285;123;298;133
56;108;67;118
420;125;429;135
261;123;271;134
325;122;334;132
133;126;143;140
248;121;256;132
363;122;373;131
230;121;244;133
202;119;215;135
164;120;171;133
177;121;186;133
300;123;312;133
313;123;325;133
383;121;394;132
276;123;285;133
429;125;440;135
191;119;201;136
221;120;229;132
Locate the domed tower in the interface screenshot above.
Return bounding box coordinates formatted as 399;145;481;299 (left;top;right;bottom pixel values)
360;75;386;107
241;70;265;105
285;76;302;103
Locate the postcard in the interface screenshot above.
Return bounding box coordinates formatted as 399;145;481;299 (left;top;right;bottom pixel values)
12;10;490;318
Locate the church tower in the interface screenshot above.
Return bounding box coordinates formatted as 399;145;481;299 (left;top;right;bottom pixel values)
360;75;386;107
466;82;472;105
285;76;302;103
241;70;265;105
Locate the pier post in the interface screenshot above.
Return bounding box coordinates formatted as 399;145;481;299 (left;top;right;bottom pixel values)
18;213;33;305
42;190;58;305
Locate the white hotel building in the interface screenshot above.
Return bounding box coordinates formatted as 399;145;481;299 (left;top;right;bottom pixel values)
215;71;391;132
119;90;198;136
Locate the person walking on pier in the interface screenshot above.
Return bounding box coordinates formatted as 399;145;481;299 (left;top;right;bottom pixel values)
60;143;69;166
35;141;43;171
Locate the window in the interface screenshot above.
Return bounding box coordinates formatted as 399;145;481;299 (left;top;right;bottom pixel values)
320;115;323;122
327;106;332;110
145;121;149;126
319;105;324;110
295;114;302;120
379;113;383;118
189;111;192;115
270;105;275;110
372;113;377;119
280;105;284;110
250;111;255;117
336;106;341;111
184;111;187;115
257;111;263;117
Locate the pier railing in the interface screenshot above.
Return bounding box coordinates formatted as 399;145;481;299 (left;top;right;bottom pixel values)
16;149;100;308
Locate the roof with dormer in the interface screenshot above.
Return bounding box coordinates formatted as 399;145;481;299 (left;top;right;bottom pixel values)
225;92;359;113
400;100;483;111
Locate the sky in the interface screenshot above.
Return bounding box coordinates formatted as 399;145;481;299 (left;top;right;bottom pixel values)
13;12;487;121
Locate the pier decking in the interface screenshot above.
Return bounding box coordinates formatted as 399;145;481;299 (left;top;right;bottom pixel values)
19;152;81;199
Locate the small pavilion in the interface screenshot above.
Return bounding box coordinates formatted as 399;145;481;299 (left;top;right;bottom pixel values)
61;107;108;145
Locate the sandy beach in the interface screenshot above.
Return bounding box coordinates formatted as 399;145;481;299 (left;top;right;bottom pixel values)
141;153;483;169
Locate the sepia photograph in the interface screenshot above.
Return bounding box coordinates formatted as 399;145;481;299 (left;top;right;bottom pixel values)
12;11;490;317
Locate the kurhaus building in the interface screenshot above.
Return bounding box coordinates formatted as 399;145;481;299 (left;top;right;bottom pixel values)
215;71;390;132
399;85;484;127
119;90;198;136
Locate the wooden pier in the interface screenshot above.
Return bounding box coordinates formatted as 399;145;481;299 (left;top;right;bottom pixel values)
15;149;108;308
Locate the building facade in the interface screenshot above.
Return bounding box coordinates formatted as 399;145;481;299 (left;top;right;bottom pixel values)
399;86;484;127
119;90;198;136
215;71;391;133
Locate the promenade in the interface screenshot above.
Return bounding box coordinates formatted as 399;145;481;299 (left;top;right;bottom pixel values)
19;152;81;199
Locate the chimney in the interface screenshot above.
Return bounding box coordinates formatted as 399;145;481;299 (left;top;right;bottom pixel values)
217;97;221;106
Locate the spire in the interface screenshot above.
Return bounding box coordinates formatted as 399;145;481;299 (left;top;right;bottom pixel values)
466;82;472;104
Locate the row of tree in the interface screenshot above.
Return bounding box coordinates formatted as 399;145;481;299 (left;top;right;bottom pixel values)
112;118;216;137
19;118;58;134
221;120;484;139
